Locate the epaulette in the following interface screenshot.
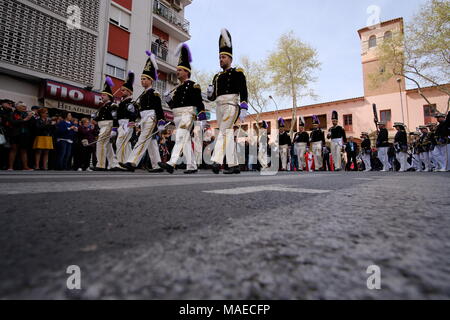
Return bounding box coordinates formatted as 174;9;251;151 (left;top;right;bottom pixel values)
154;91;160;97
193;83;201;90
236;68;245;73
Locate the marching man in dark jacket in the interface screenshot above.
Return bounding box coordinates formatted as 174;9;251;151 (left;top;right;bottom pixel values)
120;51;166;173
207;29;248;175
393;122;408;172
376;121;391;172
160;44;205;175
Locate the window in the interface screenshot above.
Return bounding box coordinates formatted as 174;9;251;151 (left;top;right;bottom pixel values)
106;53;127;80
384;31;393;41
380;110;392;128
155;80;167;96
343;114;353;132
424;104;437;125
368;35;377;49
110;5;131;30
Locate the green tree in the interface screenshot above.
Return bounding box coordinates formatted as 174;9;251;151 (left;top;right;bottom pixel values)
192;69;216;116
267;31;321;135
240;56;270;130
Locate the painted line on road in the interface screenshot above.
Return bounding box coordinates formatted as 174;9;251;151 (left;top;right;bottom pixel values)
203;184;332;195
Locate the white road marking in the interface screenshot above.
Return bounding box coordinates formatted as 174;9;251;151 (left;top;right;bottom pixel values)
203;184;332;195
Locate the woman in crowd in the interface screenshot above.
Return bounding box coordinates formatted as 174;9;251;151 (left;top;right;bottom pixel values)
78;118;96;171
55;111;77;170
8;101;34;171
33;108;54;170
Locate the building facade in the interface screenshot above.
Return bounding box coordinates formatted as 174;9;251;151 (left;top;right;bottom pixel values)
106;0;192;118
0;0;192;118
210;18;449;144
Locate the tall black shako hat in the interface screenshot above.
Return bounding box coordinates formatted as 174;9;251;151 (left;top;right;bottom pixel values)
312;115;320;125
142;51;158;81
299;116;305;127
332;110;338;121
219;28;232;58
122;71;135;94
176;43;192;73
102;77;114;98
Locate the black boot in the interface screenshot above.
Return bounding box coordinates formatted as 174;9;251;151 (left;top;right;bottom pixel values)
184;169;198;174
147;168;164;173
212;163;221;175
90;167;107;172
119;162;135;172
223;167;240;175
159;162;175;174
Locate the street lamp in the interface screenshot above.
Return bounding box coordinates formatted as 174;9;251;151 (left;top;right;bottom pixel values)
397;78;405;125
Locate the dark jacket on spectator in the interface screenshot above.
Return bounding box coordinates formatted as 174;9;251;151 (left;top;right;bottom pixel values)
56;121;76;141
9;110;33;137
34;118;54;136
79;125;96;144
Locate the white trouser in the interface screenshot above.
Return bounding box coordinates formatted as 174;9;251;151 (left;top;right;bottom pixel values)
419;152;430;172
311;141;323;170
411;154;420;171
116;119;133;165
211;94;240;167
434;144;447;171
168;107;197;170
447;143;450;171
378;147;391;171
331;138;343;170
430;148;440;170
96;120;118;169
258;130;269;169
280;145;289;170
127;110;161;168
396;151;408;172
362;153;371;171
193;122;203;166
295;142;307;171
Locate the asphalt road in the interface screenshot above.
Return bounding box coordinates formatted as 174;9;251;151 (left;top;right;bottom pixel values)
0;170;449;300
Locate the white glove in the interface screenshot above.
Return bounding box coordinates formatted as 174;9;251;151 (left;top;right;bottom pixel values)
110;129;118;138
239;109;247;122
207;85;214;99
111;111;117;119
164;92;172;104
127;104;135;113
91;113;96;119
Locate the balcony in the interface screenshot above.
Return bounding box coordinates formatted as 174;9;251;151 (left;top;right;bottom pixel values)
153;0;190;35
151;41;178;72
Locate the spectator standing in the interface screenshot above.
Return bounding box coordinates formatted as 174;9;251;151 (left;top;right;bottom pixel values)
78;118;96;171
55;112;77;170
8;102;34;171
0;99;15;169
33;108;54;170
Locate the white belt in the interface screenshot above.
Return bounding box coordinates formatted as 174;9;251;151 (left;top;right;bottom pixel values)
118;119;129;127
173;106;196;116
332;138;343;146
216;94;239;107
140;110;155;121
98;120;113;127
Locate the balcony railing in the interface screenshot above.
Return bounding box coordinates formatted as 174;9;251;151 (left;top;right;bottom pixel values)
151;42;168;62
153;0;190;34
151;42;177;66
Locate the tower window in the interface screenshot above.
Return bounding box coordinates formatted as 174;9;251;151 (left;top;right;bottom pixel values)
384;31;393;41
369;35;377;49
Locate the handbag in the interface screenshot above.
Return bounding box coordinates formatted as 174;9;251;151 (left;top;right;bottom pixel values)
0;128;7;145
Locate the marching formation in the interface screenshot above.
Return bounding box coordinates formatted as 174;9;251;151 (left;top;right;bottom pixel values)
1;29;449;174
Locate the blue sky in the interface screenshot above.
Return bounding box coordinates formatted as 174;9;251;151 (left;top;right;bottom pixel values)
185;0;428;109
